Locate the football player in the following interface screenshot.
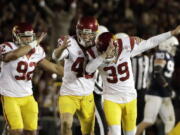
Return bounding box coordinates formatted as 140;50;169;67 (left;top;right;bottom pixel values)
0;23;63;135
94;25;109;135
52;16;99;135
136;36;179;135
85;25;180;135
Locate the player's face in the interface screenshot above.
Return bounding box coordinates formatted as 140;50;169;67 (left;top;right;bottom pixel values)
20;36;34;45
77;30;96;47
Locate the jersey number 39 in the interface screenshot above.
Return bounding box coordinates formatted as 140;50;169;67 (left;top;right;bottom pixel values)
15;61;36;80
104;62;129;83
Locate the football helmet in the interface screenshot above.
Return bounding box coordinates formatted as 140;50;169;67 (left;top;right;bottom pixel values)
76;16;99;48
96;32;114;53
96;32;122;62
159;36;179;56
95;25;109;42
12;23;36;45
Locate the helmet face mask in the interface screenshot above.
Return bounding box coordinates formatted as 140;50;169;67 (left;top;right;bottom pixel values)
76;16;98;48
12;23;36;46
19;36;34;45
76;29;96;48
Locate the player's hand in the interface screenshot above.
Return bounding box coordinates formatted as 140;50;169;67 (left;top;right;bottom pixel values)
53;36;71;59
171;25;180;36
101;39;115;59
58;36;71;50
37;32;47;44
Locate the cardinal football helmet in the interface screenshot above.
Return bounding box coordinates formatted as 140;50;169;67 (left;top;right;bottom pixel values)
96;32;114;53
76;16;99;48
96;32;122;62
12;23;36;45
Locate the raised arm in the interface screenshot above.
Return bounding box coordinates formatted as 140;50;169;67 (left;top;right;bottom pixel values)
2;33;46;62
38;58;64;76
52;36;70;61
131;25;180;57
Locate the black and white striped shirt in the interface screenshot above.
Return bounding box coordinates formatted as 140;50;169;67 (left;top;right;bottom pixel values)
94;70;103;95
131;54;153;90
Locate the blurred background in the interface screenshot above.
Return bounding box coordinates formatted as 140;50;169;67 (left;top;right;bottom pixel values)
0;0;180;135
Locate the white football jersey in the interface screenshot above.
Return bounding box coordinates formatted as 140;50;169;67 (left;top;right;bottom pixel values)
53;36;95;96
0;42;45;97
86;32;172;103
87;37;138;103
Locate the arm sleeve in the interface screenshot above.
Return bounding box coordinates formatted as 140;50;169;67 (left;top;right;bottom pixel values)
52;49;69;61
37;46;46;62
131;32;172;57
0;43;14;55
85;56;104;74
